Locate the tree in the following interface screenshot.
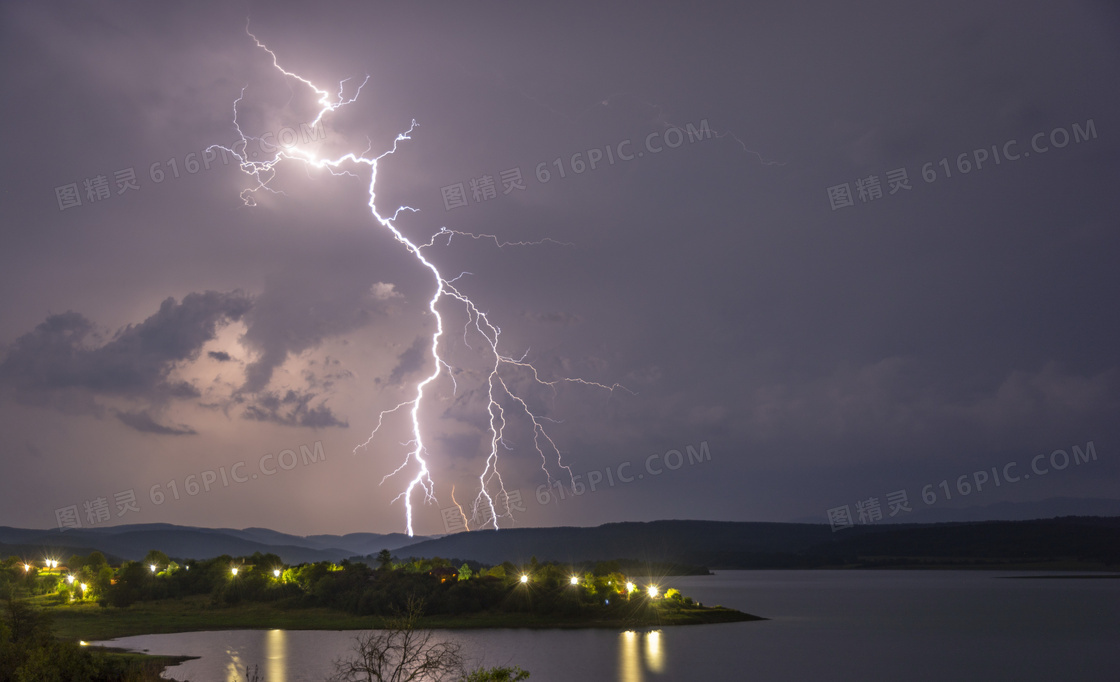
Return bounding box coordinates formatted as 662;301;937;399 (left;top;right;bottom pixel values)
457;564;473;581
377;549;394;571
330;596;464;682
85;551;108;572
329;595;531;682
2;598;51;645
143;550;170;571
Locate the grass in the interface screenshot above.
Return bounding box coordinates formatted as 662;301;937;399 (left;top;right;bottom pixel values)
40;595;762;642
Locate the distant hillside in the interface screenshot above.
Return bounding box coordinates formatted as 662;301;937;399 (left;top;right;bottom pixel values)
5;517;1117;570
0;541;123;565
395;520;862;566
813;516;1120;566
792;497;1120;524
393;517;1120;569
0;524;425;564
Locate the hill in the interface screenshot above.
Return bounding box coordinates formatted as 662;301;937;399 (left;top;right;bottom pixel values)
5;516;1119;570
393;517;1120;569
0;524;424;564
793;497;1120;524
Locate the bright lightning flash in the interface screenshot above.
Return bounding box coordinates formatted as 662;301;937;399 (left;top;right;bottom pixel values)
214;25;627;536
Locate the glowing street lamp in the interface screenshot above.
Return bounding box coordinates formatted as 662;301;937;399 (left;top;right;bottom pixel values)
231;567;239;576
570;576;580;585
79;583;88;592
519;574;529;584
150;564;158;573
647;585;659;598
67;575;75;585
273;569;281;578
625;581;635;593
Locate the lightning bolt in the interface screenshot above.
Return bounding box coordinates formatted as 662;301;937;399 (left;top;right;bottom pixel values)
450;485;470;532
214;23;627;536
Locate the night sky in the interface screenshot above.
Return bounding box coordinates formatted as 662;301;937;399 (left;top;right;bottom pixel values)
2;1;1118;536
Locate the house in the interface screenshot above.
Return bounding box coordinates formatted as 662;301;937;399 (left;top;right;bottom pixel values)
428;567;458;583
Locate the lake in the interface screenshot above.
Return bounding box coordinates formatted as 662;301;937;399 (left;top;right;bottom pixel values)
94;570;1120;681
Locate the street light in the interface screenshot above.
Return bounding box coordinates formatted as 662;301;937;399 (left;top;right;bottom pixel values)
150;564;157;573
570;576;580;585
520;574;529;584
231;567;239;576
67;575;75;584
273;569;281;578
625;581;635;593
647;585;659;598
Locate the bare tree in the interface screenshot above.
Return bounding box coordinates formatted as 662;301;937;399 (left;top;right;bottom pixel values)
329;596;464;682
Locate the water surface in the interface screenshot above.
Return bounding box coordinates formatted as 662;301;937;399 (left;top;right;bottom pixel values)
96;570;1120;681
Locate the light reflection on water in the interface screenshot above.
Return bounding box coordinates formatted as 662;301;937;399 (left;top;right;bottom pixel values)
215;629;287;682
619;630;638;682
267;628;287;682
619;629;666;682
644;630;663;673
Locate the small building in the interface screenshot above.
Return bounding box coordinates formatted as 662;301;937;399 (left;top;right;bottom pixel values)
428;567;458;583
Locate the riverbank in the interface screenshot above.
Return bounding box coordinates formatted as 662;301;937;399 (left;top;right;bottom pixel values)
46;595;761;641
86;647;198;682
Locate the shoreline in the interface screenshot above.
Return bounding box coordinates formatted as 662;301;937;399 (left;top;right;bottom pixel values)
52;600;762;642
84;608;760;681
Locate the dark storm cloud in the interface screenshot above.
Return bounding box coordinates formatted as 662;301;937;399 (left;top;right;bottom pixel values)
388;336;430;386
238;270;398;394
0;291;250;435
302;357;354;392
0;281;369;432
0;292;250;410
241;389;348;429
115;409;198;436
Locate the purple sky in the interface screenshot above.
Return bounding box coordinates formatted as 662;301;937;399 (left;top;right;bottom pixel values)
1;0;1118;536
